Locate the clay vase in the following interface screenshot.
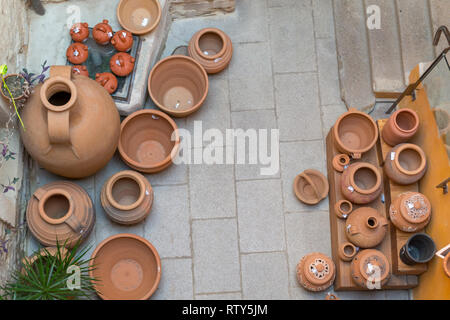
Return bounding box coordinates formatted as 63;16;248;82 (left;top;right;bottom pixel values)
389;192;431;232
338;242;358;262
399;233;436;265
148;55;209;117
293;169;329;205
381;108;419;146
332;154;350;173
66;43;88;64
345;207;388;248
384;143;427;185
350;249;390;289
117;0;161;35
333;108;378;159
340;162;382;204
72;65;89;77
110;52;135;77
432;108;450;137
118;109;180;173
70;22;90;43
90;233;162;300
93;19;113;45
26;181;95;248
444;253;450;278
334;199;352;219
188;28;233;74
95;72;118;94
101;170;153;225
296;252;336;292
111;30;134;52
20;66;121;178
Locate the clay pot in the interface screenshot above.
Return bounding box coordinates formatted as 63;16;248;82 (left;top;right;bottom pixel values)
118;109;180;173
345;207;388;248
188;28;233;74
332;154;350;172
0;74;27;101
117;0;161;35
399;233;436;265
70;22;90;43
296;252;336;292
351;249;390;289
293;169;329;205
90;233;161;300
20;65;120;178
381;108;419;146
110;52;135;77
71;65;89;77
389;192;431;232
384;143;427;185
148;55;209;117
334;199;352;219
111;30;134;52
325;293;339;300
101;170;153;225
339;242;358;262
93;19;113;45
95;72;118;94
26;181;95;248
66;43;88;65
432;108;450;136
340;162;382;204
333;108;378;159
444;253;450;278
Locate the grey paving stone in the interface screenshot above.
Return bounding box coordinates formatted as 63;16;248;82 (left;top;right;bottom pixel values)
196;292;242;300
268;0;311;8
317;38;342;106
144;162;188;187
320;104;347;138
312;0;335;39
151;258;194;300
229;77;275;111
229;42;273;78
385;289;410;300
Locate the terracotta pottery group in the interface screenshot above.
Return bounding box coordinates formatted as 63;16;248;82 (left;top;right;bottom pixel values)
93;19;114;45
332;154;350;173
334;199;352;219
389;192;431;232
345;207;388;248
111;30;134;52
296;253;336;292
293;169;329;205
399;233;436;266
384;143;427;185
350;249;390;289
338;242;358;262
340;162;382;204
66;43;89;64
117;0;162;35
382;108;419;146
96;72;118;94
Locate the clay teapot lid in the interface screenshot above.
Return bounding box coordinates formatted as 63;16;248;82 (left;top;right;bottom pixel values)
72;65;89;77
356;249;390;283
95;72;118;94
399;192;431;224
300;253;335;286
70;22;89;42
93;19;113;44
111;30;134;51
293;169;329;205
66;43;89;64
110;52;135;77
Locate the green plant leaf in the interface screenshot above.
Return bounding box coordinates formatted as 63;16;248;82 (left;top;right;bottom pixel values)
0;64;7;76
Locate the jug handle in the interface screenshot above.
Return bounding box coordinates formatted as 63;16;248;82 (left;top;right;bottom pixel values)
65;213;85;235
33;187;47;201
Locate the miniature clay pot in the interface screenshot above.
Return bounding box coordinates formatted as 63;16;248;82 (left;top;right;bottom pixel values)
444;253;450;277
296;252;336;292
90;233;161;300
432;108;450;136
333;108;378;159
95;72;118;94
338;242;358;262
188;28;233;74
381;108;419;146
334;199;352;219
384;143;427;185
340;162;382;204
101;170;153;225
111;30;134;52
293;169;329;205
71;65;89;77
399;233;436;265
0;74;27;101
70;22;89;43
332;154;350;173
110;52;135;77
118;109;180;173
345;207;388;248
389;192;431;232
66;42;88;64
93;19;114;45
117;0;161;35
20;66;120;178
26;181;95;248
148;55;209;117
325;293;339;300
350;249;390;289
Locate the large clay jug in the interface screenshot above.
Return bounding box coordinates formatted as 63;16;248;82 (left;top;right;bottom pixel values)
20;66;120;178
345;207;388;248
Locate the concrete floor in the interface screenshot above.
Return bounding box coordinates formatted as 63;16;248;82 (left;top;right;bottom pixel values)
26;0;410;300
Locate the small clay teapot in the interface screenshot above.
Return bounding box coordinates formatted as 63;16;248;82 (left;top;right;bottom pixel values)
340;162;382;204
384;143;427;185
293;169;329;205
111;30;134;52
70;22;90;43
345;207;388;248
110;52;135;77
351;249;390;289
95;72;118;94
332;154;350;172
382;108;419;146
66;43;88;64
72;65;89;77
389;192;431;232
93;19;113;45
296;252;336;292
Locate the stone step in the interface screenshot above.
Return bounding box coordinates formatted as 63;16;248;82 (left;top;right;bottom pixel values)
429;0;450;56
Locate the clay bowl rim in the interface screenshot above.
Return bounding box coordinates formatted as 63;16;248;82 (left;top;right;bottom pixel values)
38;189;75;226
106;170;147;212
194;28;228;61
393;143;426;176
302;252;335;286
399;192;430;224
357;249;390;282
117;0;162;35
89;233;162;300
349;162;381;195
340;242;357;259
40;76;77;112
118;109;180;171
393;108;419;134
293;169;329;205
148;55;209;117
0;73;28;101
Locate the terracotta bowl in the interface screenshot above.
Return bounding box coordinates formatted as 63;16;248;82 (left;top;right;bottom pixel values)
118;109;180;173
293;169;329;205
90;234;161;300
148;55;209;117
117;0;161;35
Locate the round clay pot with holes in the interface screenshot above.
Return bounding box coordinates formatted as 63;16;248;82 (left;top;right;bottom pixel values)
293;169;329;205
334;199;352;219
340;162;382;204
72;65;89;77
117;0;162;35
339;242;358;262
296;252;335;292
389;192;431;232
384;143;427;185
399;233;436;265
70;22;90;43
332;154;350;172
93;19;114;45
26;181;95;248
111;30;134;52
96;72;118;94
345;207;388;248
119;109;180;173
101;170;153;225
382;108;419;146
66;43;88;64
351;249;390;289
188;28;233;74
110;52;135;77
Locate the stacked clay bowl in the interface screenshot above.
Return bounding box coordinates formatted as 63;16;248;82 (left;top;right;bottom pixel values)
117;0;161;35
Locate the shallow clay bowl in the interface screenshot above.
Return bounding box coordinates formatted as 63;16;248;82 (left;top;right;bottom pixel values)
90;234;161;300
148;55;209;117
293;169;329;205
119;109;180;173
117;0;161;35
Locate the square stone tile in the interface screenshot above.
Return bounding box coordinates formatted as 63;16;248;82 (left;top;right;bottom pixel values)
196;292;242;300
312;0;335;39
229;77;275;111
320;104;347;137
236;179;285;253
268;0;311;8
152;258;194;300
317;38;342;106
144;162;188;187
229;42;272;78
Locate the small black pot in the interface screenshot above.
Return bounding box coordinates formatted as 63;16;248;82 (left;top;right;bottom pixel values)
399;233;436;265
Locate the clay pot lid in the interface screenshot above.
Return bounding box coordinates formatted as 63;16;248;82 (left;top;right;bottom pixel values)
93;19;114;44
66;43;88;64
392;108;419;134
348;162;381;195
111;30;134;52
332;154;350;172
398;192;431;224
393;143;427;176
72;65;89;76
90;233;161;300
293;169;329;205
110;52;135;77
356;249;390;283
96;72;118;94
117;0;162;35
300;253;335;286
70;22;89;42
